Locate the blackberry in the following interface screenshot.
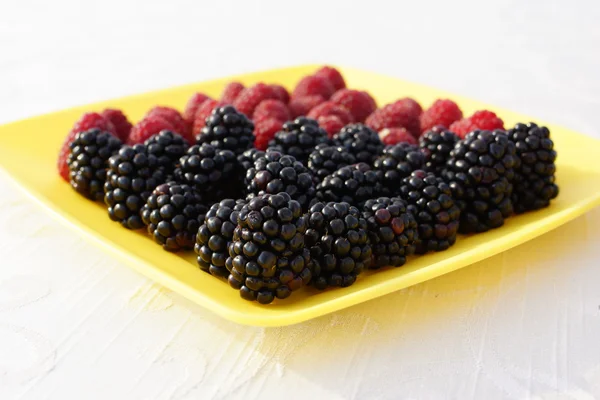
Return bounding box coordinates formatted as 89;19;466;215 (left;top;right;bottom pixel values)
227;193;312;304
307;144;357;184
443;129;517;233
144;130;189;175
245;151;316;211
373;143;425;195
316;162;386;207
175;143;239;201
305;202;371;289
197;105;255;155
67;129;122;201
195;198;247;278
362;197;418;268
267;117;330;164
237;148;266;187
419;128;460;175
508;123;559;213
140;182;207;251
399;170;460;253
332;123;384;164
104;145;166;230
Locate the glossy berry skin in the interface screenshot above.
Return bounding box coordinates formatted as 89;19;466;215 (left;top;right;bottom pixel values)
197;105;255;155
443;129;517;233
305;202;371;290
245;151;316;211
227;193;313;304
104;144;166;230
332;123;384;164
508;122;559;213
143;130;189;175
195;198;247;278
67;129;122;201
373;143;425;195
399;170;461;253
316;162;387;208
237;148;266;186
362;197;418;269
307;144;357;184
141;182;207;251
419;128;460;175
267;117;330;164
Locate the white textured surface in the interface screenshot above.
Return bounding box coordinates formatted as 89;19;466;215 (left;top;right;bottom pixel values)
1;1;600;399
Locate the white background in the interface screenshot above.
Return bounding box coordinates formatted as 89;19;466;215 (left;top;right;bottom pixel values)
1;1;600;399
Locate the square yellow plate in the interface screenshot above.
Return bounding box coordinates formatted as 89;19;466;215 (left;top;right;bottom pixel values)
1;65;599;327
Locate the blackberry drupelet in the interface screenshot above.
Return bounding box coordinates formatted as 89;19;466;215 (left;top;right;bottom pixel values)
144;130;189;175
195;198;247;278
175;143;239;201
443;129;517;233
305;202;371;289
508;123;559;213
419;128;460;175
267;117;330;164
141;182;207;251
332;123;384;164
362;197;418;268
373;143;425;195
237;148;266;187
399;170;460;253
104;145;166;229
316;162;386;207
307;144;357;184
197;105;255;155
245;151;316;211
67;129;122;201
227;193;312;304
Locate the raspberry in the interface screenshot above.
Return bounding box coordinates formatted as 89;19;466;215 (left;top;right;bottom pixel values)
128;115;176;145
450;110;504;139
314;66;346;91
331;89;377;123
270;84;290;104
183;93;211;124
380;127;417;145
307;101;353;124
317;115;344;137
365;100;421;137
192;99;226;135
292;75;335;100
233;83;279;118
288;95;326;118
254;118;283;150
252;99;290;122
57;112;116;181
220;82;245;104
146;106;192;142
101;109;132;142
395;98;422;115
419;99;463;134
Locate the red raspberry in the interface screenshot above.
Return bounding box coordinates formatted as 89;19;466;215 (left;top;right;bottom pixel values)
192;99;227;135
57;112;117;181
292;75;335;100
449;110;504;138
270;84;290;104
128;115;176;144
307;101;353;124
101;109;132;142
420;99;463;134
220;82;245;104
394;98;422;116
314;66;346;92
330;89;377;123
252;99;290;122
288;95;326;118
380;127;417;145
254;118;283;150
365;101;421;137
317;115;345;138
233;83;279;118
183;93;212;124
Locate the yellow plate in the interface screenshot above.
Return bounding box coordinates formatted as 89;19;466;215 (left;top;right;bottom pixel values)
1;65;599;327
